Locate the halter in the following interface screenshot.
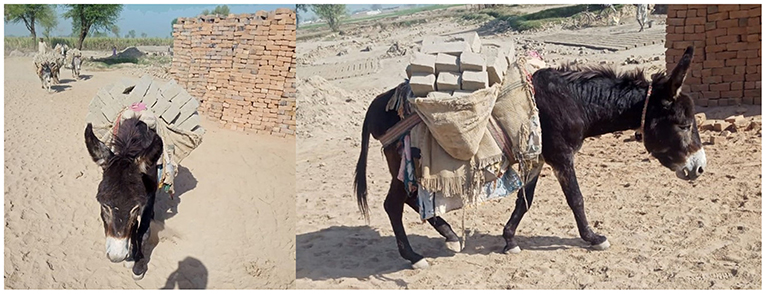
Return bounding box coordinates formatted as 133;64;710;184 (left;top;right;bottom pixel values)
635;84;652;142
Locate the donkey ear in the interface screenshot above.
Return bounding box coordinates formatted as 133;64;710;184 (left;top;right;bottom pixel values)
667;46;694;99
85;123;113;169
136;133;163;174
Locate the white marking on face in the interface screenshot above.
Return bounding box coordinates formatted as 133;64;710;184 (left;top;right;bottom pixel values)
676;148;707;180
105;237;130;262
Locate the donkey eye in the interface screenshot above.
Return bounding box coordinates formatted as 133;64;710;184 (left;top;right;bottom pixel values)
679;124;691;131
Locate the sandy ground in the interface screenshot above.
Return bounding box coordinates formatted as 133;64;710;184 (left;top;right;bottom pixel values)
4;57;296;289
295;13;762;289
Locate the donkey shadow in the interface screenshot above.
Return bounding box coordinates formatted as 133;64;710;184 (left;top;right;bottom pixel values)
160;256;208;289
50;84;71;93
296;225;585;281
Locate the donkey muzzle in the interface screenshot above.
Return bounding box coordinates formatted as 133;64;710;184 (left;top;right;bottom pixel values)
105;237;130;262
676;148;707;181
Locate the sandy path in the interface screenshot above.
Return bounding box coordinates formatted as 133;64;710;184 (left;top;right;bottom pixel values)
4;57;295;289
295;17;762;289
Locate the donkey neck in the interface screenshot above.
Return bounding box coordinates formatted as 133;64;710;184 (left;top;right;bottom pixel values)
579;81;649;137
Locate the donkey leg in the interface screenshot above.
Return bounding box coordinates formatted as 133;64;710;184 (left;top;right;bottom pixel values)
131;195;155;280
404;197;461;252
384;180;428;269
552;163;609;250
502;175;540;254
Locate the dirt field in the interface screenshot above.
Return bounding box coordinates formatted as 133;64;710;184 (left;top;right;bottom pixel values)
4;57;296;289
295;11;762;290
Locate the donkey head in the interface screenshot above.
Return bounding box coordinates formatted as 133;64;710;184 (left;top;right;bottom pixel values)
84;119;163;262
643;46;706;180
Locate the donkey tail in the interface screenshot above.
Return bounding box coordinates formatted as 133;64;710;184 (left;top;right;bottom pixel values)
354;112;371;223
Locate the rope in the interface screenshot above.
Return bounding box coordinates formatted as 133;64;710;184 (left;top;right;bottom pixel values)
636;85;653;142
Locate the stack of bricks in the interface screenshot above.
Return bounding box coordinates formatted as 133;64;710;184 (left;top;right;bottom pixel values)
407;32;515;98
665;4;761;106
170;8;297;137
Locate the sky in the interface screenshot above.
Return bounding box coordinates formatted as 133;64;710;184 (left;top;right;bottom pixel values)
4;4;295;38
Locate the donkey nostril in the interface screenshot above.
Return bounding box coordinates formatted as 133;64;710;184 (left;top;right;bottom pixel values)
697;167;704;174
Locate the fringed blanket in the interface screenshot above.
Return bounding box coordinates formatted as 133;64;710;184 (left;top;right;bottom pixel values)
388;55;546;220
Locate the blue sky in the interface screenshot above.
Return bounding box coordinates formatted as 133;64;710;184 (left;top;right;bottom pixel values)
4;4;295;38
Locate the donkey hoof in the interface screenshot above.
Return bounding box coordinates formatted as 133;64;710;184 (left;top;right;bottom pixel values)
412;258;430;269
504;246;522;254
132;271;146;281
591;239;611;251
445;241;462;253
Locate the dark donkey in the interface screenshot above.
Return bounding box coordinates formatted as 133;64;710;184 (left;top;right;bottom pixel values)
354;46;706;269
85;117;163;278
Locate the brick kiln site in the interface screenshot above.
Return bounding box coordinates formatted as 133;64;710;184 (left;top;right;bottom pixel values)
170;8;297;137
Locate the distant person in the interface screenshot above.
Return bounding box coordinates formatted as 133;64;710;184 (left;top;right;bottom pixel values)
38;38;47;54
636;4;652;32
112;46;117;56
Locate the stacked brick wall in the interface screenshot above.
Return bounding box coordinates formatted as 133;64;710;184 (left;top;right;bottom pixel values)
170;8;296;137
665;4;761;106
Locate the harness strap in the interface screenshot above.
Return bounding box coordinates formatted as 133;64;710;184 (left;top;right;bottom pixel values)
379;114;422;148
636;85;653;142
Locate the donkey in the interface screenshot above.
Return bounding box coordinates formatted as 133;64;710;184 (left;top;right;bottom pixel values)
72;55;82;80
85;118;163;279
353;46;706;269
39;63;52;92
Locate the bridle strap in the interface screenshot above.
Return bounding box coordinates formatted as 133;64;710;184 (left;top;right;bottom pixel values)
636;84;652;142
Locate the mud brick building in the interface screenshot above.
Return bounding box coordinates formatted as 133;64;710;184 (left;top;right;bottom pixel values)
170;8;296;137
665;4;761;106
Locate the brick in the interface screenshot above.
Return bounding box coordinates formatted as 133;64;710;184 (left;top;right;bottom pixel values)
710;83;731;92
436;72;461;91
485;49;508;87
703;91;721;99
735;66;746;75
726;42;748;51
718;5;740;12
708;12;729;22
456;32;482;53
410;73;437;96
706;44;727;53
726;59;747;66
677;10;687;17
748;8;762;17
716;35;738;44
687;17;707;25
744;81;756;89
723;74;745;82
423;41;471;56
747;58;761;66
707;6;719;14
746;34;761;43
703;60;725;68
695;25;706;33
459;52;486;71
435;53;460;73
729;9;749;18
410;52;437;74
706;28;727;39
717;19;739;28
713;67;735;76
738;49;759;59
685;25;696;33
722;90;744;98
460;71;488;91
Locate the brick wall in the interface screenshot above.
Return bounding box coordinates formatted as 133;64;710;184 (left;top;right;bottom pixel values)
665;4;761;106
170;9;296;137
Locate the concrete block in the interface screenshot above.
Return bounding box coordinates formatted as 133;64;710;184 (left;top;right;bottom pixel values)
461;71;488;91
454;32;482;53
410;73;436;96
460;52;485;72
411;52;437;74
435;53;460;73
484;47;509;86
436;72;461;91
423;41;471;56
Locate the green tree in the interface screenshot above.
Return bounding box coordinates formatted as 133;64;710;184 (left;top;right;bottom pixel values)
4;4;57;42
310;4;346;32
126;29;136;38
171;18;178;35
296;4;307;28
211;5;230;15
140;32;147;38
63;4;122;50
202;9;210;15
371;4;382;11
110;25;120;38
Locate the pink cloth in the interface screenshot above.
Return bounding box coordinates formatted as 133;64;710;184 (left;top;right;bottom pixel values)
130;102;147;112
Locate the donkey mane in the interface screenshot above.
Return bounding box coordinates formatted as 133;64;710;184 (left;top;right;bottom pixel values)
554;64;659;87
112;118;154;160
